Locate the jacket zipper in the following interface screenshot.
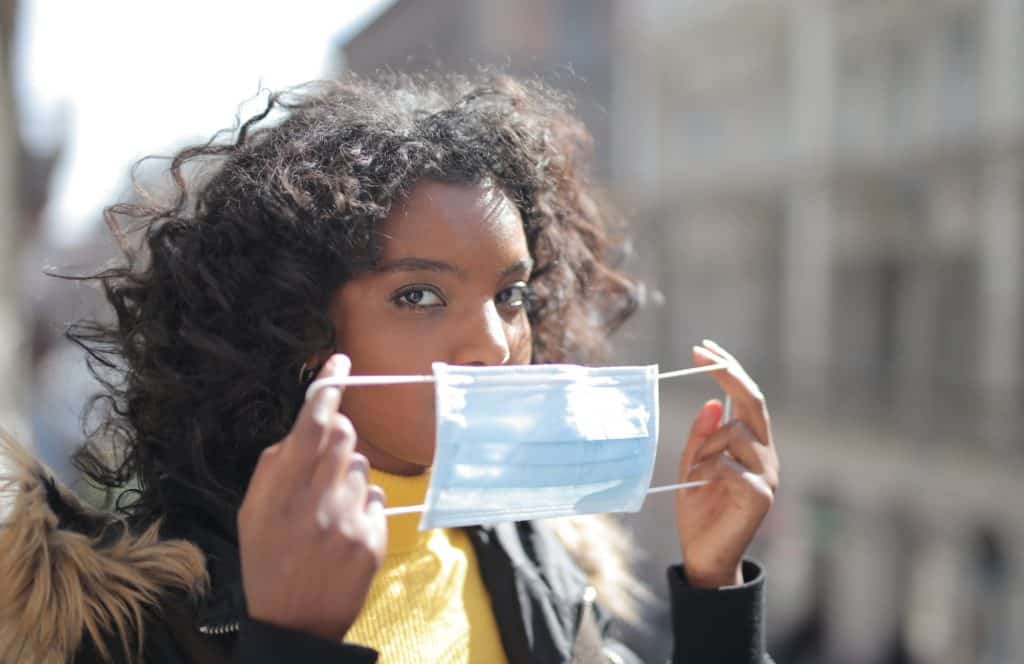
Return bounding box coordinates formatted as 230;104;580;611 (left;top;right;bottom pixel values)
576;585;625;664
199;621;240;635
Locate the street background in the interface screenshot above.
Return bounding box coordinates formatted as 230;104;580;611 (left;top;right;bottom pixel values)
2;1;1022;662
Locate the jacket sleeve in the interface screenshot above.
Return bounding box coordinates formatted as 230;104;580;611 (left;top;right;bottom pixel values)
590;559;772;664
233;617;378;664
666;558;773;664
76;604;380;664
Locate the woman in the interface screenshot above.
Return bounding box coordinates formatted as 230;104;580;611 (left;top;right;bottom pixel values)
0;73;779;663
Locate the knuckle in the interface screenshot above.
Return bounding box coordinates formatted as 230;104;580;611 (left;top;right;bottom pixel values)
367;485;387;504
747;477;774;509
725;420;749;440
685;460;708;480
346;472;368;494
310;409;332;435
315;508;335;533
334;414;356;438
337;516;365;542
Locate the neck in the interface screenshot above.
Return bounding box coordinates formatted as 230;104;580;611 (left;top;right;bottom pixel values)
366;466;433;554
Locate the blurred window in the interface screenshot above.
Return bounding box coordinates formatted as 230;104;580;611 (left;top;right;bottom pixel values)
837;45;883;151
939;11;979;134
967;527;1012;662
885;39;916;146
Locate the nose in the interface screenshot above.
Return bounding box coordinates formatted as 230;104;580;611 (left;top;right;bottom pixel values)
452;301;511;366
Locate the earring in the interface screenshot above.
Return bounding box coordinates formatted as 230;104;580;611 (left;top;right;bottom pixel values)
298;362;315;384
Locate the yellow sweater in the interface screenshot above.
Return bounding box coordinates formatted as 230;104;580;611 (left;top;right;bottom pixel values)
345;468;509;664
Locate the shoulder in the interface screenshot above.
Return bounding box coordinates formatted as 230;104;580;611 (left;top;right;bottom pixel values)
0;432;209;663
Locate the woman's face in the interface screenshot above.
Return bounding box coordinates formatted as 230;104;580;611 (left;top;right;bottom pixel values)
328;179;534;474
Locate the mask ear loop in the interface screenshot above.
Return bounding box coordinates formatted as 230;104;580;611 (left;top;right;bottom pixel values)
302;361;735;517
305;362;733;401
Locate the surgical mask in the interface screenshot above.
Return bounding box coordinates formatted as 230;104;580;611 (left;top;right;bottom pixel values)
306;360;729;530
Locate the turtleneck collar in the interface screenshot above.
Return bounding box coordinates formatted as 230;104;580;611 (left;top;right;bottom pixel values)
368;467;433;555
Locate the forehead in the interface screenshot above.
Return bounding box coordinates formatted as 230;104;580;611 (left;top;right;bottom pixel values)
379;180;527;258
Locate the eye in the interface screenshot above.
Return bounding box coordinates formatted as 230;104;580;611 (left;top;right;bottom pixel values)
496;282;532;310
393;286;445;309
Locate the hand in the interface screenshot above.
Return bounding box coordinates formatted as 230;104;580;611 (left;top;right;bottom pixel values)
675;339;780;588
238;353;387;641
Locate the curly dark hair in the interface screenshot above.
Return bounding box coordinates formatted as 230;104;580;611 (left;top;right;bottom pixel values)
67;72;639;524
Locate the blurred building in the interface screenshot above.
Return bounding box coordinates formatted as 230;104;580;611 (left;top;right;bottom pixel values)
4;0;94;485
1;0;28;440
613;1;1024;662
341;0;617;179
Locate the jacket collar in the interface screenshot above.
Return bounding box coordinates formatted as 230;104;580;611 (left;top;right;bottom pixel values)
468;522;591;664
158;477;245;633
160;482;592;657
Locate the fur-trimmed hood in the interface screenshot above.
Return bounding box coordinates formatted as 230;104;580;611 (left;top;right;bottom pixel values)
0;431;208;664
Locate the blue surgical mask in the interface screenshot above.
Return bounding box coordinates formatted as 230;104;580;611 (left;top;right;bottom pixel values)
305;360;727;530
422;362;659;529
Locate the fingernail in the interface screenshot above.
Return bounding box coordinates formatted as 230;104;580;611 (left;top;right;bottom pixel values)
367;486;386;506
348;454;369;476
698;402;720;429
333;353;351;375
702;338;723;352
693;345;717;359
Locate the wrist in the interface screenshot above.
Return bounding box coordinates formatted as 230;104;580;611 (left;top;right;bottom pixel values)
683;561;743;589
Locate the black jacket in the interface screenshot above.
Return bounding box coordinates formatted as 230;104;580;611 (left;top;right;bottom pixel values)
0;437;771;663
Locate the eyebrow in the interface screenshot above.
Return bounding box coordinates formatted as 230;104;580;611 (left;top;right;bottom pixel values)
375;257;466;278
375;256;534;280
499;258;534;279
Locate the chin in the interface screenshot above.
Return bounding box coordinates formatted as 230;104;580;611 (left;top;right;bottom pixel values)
412;446;436;471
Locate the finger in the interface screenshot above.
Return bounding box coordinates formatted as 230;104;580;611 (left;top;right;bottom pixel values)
694;341;764;408
687;453;773;500
309;413;358;495
313;454;369;532
701;339;766;410
365;484;386;511
679;399;724;473
692;420;778;491
282;354;351;478
336;453;370;516
683;454;723;485
718;454;775;506
364;486;387;554
692;343;771;447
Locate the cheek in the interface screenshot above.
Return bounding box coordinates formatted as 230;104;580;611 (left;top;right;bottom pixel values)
510;318;533;364
340;382;438;462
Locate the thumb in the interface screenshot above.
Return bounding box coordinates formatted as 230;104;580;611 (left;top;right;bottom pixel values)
680;399;723;473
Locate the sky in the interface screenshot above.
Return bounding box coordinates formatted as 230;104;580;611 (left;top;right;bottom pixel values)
14;0;393;247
